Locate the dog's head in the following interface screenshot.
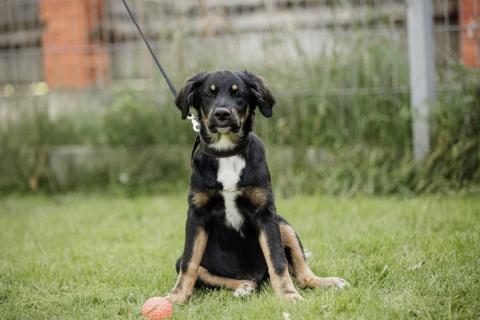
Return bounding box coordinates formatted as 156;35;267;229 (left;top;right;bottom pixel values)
175;70;275;148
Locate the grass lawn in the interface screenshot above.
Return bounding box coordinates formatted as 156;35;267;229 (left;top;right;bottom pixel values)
0;194;479;319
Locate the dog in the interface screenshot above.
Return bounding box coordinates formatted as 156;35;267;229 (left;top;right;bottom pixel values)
167;70;348;303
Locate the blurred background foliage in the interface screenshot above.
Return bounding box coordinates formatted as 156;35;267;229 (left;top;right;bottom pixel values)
1;37;479;196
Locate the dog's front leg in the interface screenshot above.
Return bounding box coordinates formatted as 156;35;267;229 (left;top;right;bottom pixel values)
168;212;208;304
258;210;302;301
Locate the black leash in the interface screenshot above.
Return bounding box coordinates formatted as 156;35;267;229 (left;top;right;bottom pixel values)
122;1;250;162
121;0;177;98
122;0;200;159
191;136;201;163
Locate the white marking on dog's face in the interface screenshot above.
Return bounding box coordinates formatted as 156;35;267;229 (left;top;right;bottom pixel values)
217;156;246;232
217;127;230;134
211;134;237;151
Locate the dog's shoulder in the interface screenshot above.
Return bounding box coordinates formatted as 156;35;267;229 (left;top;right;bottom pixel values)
190;151;221;190
240;133;271;188
245;133;266;159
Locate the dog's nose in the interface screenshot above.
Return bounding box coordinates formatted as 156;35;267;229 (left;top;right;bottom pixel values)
214;108;231;121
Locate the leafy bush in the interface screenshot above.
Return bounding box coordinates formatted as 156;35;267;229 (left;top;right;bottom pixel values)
103;92;161;146
0;38;478;195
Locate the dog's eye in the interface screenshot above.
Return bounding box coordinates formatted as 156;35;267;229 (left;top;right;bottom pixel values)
232;91;241;97
206;84;217;97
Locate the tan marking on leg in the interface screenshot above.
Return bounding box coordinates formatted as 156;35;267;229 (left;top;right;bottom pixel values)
280;224;349;289
244;187;268;208
259;230;302;301
197;266;256;296
169;229;208;304
191;191;212;208
280;223;312;288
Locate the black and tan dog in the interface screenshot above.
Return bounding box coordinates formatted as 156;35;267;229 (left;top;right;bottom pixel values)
167;70;348;303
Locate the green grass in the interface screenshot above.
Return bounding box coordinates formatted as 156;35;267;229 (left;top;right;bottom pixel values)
0;194;479;319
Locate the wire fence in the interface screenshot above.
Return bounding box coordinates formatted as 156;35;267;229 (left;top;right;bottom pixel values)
0;0;478;97
1;0;479;193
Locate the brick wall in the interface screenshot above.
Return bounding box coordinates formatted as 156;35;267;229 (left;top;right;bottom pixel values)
461;0;480;67
40;0;109;89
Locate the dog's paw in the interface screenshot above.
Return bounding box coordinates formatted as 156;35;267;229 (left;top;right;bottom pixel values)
284;290;303;302
233;281;256;297
327;277;350;289
166;292;190;304
300;275;350;289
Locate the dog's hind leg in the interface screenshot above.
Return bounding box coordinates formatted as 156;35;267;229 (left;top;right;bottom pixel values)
279;222;349;290
196;266;256;297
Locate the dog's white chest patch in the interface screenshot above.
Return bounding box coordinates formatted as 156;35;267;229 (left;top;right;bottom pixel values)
217;156;246;232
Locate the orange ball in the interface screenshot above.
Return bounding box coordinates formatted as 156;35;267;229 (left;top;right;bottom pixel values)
141;296;173;320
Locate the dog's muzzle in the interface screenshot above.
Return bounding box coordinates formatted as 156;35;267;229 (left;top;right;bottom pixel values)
208;107;240;133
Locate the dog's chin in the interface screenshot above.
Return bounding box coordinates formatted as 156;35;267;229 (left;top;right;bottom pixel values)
209;125;240;134
216;127;231;134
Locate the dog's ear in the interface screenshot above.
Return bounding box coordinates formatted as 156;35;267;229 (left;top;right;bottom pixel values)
175;72;208;119
240;71;275;117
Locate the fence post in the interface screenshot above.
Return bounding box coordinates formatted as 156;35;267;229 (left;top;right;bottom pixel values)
406;0;437;163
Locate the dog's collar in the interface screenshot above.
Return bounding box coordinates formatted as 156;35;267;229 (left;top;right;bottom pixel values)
191;134;251;161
